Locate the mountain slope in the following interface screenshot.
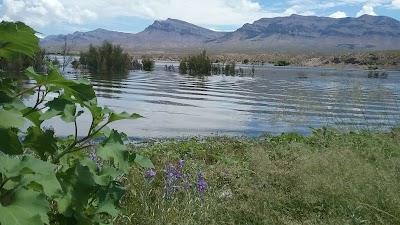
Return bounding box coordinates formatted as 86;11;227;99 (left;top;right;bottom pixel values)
40;15;400;52
209;14;400;51
132;18;227;50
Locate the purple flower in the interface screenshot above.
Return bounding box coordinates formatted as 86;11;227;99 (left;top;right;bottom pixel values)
173;170;182;180
89;152;96;160
197;171;207;201
145;169;156;179
43;126;55;132
177;159;183;169
185;181;191;189
197;180;207;192
173;186;181;191
96;162;102;170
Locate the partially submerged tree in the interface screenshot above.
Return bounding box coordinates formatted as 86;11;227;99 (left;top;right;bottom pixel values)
60;36;76;73
79;41;131;73
0;49;46;72
179;50;212;75
142;58;155;71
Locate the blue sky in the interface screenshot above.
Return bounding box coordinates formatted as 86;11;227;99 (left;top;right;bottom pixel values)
1;0;399;36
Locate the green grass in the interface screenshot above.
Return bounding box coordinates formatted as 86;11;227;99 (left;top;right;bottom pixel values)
116;128;400;224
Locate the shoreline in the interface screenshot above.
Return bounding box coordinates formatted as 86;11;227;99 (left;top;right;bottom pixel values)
129;50;400;71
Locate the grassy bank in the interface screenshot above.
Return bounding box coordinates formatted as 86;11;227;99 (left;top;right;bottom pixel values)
116;128;400;224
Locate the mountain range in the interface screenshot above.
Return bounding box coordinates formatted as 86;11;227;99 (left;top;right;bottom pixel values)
40;14;400;52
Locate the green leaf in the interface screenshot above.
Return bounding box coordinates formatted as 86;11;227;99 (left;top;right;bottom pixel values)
0;188;49;225
25;67;46;84
0;21;40;60
97;130;129;172
46;64;96;104
56;163;96;215
18;155;61;197
108;111;143;123
0;90;26;110
40;97;73;121
91;125;111;139
80;159;119;186
134;154;154;168
23;127;57;157
0;90;14;104
0;155;21;177
60;103;77;123
22;108;43;127
96;182;125;217
0;155;61;197
0;108;25;129
22;173;62;198
0;128;23;155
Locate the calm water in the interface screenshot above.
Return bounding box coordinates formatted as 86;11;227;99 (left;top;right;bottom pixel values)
25;64;400;139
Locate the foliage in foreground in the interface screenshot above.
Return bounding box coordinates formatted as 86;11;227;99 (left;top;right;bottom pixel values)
0;22;153;225
118;128;400;224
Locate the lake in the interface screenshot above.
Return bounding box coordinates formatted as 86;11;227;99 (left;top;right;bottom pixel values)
24;63;400;139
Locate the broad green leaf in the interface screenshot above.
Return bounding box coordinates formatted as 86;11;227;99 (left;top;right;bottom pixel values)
80;158;120;186
91;125;111;139
0;128;23;155
25;67;46;84
18;155;61;197
18;155;57;175
46;64;96;104
60;103;77;123
23;127;57;157
107;111;143;123
0;90;14;104
0;21;40;60
0;155;21;177
57;163;96;212
134;154;154;168
0;155;61;196
96;183;125;217
56;192;73;216
0;108;25;129
22;173;62;198
97;130;129;172
40;97;73;120
0;188;49;225
22;108;43;127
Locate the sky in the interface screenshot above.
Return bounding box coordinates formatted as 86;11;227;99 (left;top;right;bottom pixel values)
0;0;400;36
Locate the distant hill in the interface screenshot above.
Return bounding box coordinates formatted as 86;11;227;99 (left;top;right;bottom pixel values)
40;15;400;52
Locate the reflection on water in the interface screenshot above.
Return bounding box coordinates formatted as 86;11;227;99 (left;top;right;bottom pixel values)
21;66;400;138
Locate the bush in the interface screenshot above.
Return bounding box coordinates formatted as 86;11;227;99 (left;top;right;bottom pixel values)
0;49;46;72
142;58;155;71
79;41;131;73
274;60;290;66
179;50;212;75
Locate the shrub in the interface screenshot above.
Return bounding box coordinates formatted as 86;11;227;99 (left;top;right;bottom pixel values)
179;50;212;75
79;41;131;73
142;58;155;71
274;60;290;66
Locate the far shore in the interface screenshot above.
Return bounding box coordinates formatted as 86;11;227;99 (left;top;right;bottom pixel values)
124;49;400;71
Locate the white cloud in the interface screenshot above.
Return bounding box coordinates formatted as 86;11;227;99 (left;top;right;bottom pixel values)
356;4;377;17
329;11;347;18
0;0;397;34
0;0;296;29
391;0;400;8
0;0;97;27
